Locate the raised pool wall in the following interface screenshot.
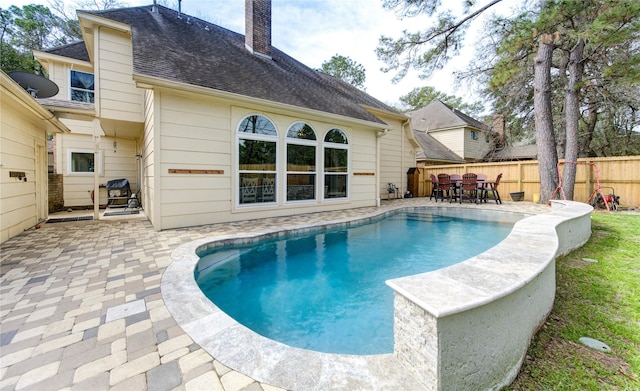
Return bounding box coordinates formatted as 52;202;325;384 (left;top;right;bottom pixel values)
386;200;593;390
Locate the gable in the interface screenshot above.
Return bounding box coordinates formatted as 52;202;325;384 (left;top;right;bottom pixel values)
408;100;490;133
413;130;465;163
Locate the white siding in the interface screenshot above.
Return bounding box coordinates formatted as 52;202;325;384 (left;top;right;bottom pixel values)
350;126;377;202
431;128;465;159
379;116;417;198
0;96;47;242
157;92;232;229
142;89;156;226
464;128;493;161
151;91;380;230
97;28;144;123
58;132;138;207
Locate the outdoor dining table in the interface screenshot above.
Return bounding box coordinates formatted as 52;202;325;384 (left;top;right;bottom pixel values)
449;174;485;202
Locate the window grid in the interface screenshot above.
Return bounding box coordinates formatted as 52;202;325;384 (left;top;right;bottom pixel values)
70;70;95;103
237;115;278;205
286;122;317;202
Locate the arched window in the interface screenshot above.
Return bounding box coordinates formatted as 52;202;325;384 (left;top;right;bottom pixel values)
286;122;317;201
323;128;348;199
237;115;277;205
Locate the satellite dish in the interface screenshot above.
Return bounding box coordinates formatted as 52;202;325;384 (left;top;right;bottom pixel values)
8;71;59;99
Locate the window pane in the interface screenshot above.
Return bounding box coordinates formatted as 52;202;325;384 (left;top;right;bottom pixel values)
71;90;94;103
71;71;94;90
240;173;276;204
287;123;316;140
71;152;94;172
324;148;347;172
324;128;348;144
238;115;277;135
287;144;315;171
287;174;315;201
325;174;347;198
239;139;276;170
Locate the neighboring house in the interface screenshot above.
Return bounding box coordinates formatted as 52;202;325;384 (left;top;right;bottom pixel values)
409;100;495;164
33;1;418;231
413;131;466;166
0;71;70;243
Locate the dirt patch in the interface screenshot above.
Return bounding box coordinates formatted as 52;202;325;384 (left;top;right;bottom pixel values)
509;335;636;389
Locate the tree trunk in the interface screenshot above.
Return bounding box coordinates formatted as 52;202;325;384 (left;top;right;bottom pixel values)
562;39;585;200
534;34;559;203
580;92;598;157
556;51;569;161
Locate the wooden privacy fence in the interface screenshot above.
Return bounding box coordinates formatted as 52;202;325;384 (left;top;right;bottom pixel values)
409;156;640;208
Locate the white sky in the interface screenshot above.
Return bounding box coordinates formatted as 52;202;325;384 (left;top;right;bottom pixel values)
1;0;502;108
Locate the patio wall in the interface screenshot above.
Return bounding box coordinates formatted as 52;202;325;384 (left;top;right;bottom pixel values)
414;156;640;208
386;200;593;390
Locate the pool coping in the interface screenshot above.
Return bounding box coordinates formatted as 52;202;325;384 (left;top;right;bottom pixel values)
162;203;545;390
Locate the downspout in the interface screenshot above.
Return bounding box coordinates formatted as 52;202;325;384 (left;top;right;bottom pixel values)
93;119;100;220
376;128;389;207
400;122;407;195
401;119;407;194
93;26;102;221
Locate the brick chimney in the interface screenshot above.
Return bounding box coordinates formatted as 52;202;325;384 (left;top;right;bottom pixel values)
245;0;272;59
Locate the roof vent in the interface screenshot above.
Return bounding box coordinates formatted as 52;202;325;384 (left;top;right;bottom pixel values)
152;0;158;13
245;0;272;59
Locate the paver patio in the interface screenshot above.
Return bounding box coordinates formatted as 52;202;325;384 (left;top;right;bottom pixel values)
0;199;550;390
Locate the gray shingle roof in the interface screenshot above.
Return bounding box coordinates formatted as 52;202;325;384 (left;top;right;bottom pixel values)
74;4;400;125
485;144;537;161
46;41;90;62
413;130;465;163
408;100;491;132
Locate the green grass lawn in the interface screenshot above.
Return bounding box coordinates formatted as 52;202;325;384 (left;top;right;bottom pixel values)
507;213;640;390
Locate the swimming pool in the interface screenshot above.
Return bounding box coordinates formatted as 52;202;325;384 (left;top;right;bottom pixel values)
194;211;513;354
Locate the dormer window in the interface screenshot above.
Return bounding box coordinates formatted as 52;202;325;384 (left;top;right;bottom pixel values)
470;130;479;141
70;70;94;103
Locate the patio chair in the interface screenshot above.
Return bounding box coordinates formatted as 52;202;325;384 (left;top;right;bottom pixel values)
241;177;258;204
429;174;441;202
483;173;503;204
436;174;453;202
459;173;479;204
262;177;275;202
387;183;399;199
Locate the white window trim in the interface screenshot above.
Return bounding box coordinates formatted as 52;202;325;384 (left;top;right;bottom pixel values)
322;129;350;201
69;70;95;103
235;115;279;208
285;122;318;203
67;148;103;175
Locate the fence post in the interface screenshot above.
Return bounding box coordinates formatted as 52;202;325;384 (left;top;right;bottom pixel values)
518;162;523;192
586;161;592;199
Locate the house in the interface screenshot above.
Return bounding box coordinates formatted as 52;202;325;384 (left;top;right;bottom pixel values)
409;100;495;164
413;131;466;166
33;1;418;231
0;71;70;243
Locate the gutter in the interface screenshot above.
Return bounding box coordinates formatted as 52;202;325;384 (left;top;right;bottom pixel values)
1;72;70;133
133;74;392;131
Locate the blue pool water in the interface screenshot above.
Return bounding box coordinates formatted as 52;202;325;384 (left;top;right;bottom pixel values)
195;212;514;355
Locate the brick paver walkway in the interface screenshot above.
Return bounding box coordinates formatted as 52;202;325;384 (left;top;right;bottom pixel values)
0;199;550;390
